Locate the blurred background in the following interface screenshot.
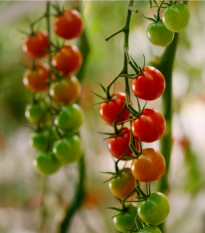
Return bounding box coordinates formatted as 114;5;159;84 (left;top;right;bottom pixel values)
0;1;205;233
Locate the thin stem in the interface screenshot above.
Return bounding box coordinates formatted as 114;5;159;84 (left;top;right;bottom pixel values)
39;176;47;233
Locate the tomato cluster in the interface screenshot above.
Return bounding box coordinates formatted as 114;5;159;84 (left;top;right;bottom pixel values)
23;8;84;175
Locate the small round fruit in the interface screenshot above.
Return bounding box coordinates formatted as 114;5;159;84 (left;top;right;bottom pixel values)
147;21;174;47
30;131;49;152
162;3;190;32
52;45;82;75
131;148;165;182
53;135;83;164
23;31;48;58
131;66;165;101
138;192;170;225
54;9;83;40
138;226;161;233
25;102;47;124
108;168;136;199
49;76;81;104
34;152;61;175
131;108;166;143
55;104;83;132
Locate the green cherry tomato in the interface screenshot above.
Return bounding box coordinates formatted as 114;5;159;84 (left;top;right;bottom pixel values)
147;21;174;47
113;204;138;233
25;102;47;124
162;3;190;32
34;152;61;175
55;104;83;132
138;226;162;233
138;192;170;225
53;135;83;164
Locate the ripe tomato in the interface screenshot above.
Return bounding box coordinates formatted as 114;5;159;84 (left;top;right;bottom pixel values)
131;66;165;101
34;152;61;175
25;102;47;124
138;226;161;233
54;9;83;40
52;45;82;75
108;168;136;199
138;192;170;225
23;31;48;58
108;127;134;160
23;64;49;92
53;135;83;164
49;76;81;104
162;3;190;32
99;92;129;125
147;21;174;47
55;104;83;132
113;204;138;233
131;148;165;182
131;108;166;143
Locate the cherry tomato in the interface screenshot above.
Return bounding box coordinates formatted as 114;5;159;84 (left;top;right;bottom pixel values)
49;76;81;104
113;204;138;233
23;31;48;58
147;21;174;47
53;135;83;164
131;108;166;143
99;92;129;125
25;102;47;124
162;3;190;32
108;127;134;160
34;152;61;175
108;168;136;200
131;148;165;182
138;192;170;225
23;64;49;92
138;226;161;233
131;66;165;101
52;45;82;75
55;104;83;132
54;9;83;40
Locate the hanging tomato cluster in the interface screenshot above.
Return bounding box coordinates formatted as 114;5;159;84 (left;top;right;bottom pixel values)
23;7;84;175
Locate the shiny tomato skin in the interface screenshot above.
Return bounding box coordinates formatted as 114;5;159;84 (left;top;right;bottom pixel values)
54;9;83;40
23;64;49;92
99;92;129;125
49;76;81;104
108;168;136;200
138;192;170;225
108;127;133;160
138;226;161;233
131;148;165;182
23;31;48;58
52;45;82;75
131;66;165;101
131;108;166;143
25;102;47;124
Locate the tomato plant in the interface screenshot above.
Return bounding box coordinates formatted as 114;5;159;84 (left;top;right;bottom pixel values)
138;226;161;233
25;102;47;124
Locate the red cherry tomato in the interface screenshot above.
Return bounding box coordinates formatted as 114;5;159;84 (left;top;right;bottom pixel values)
131;66;165;101
99;92;129;125
23;64;49;92
54;9;83;40
52;45;82;75
131;108;166;143
23;31;48;58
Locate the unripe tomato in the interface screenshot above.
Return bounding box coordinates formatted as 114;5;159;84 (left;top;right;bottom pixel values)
108;168;136;199
131;66;165;101
131;108;166;143
99;92;129;125
52;45;82;75
55;104;83;132
23;31;48;58
23;64;49;92
147;21;174;47
113;204;138;233
162;3;190;32
25;102;47;124
131;148;165;182
34;152;61;175
49;76;81;104
54;9;83;40
138;226;161;233
138;192;170;225
53;135;83;164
